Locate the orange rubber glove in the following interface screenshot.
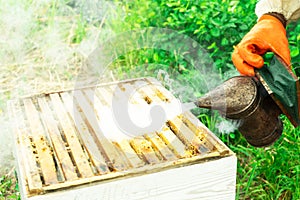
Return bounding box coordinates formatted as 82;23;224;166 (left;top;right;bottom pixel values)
232;14;291;76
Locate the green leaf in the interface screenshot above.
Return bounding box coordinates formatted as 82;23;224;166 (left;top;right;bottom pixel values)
153;53;159;62
179;7;186;12
207;42;216;50
239;24;249;31
230;133;236;139
210;27;220;37
221;38;229;46
211;18;222;26
290;46;299;58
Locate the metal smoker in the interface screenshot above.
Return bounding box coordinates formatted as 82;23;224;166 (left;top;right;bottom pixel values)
194;56;300;147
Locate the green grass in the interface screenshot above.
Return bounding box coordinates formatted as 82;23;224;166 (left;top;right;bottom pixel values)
0;174;19;200
228;117;300;199
199;112;300;199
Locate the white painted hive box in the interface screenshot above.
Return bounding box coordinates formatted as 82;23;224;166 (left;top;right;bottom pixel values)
8;77;237;200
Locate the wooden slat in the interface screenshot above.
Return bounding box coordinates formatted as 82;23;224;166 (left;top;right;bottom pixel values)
86;88;145;169
167;116;210;155
115;84;132;99
85;89;144;168
145;77;175;101
132;81;156;104
130;138;161;164
37;97;78;181
115;140;145;168
83;89;110;122
144;79;170;102
144;133;177;161
181;112;230;155
92;87;109;107
121;83;186;159
60;92;110;174
84;89;134;168
23;99;58;185
118;83;148;105
156;126;187;158
134;80;170;104
8;101;43;192
49;93;94;178
179;114;214;152
138;79;214;155
96;87;114;107
144;78;225;153
73;90;128;171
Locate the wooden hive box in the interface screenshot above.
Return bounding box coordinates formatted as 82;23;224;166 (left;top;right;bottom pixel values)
8;77;237;200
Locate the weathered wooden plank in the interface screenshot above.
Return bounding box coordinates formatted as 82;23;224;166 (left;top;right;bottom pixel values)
178;113;214;152
120;83;186;159
145;77;175;101
114;83;130;95
96;87;114;107
167;116;211;155
37;97;78;181
134;79;214;155
119;83;147;105
72;90;128;171
49;93;94;178
84;89;130;169
23;99;58;185
181;112;230;155
130;138;161;164
144;133;177;161
132;81;156;104
85;88;144;169
104;84;152;134
8;100;43;193
115;140;145;168
134;80;172;104
83;89;110;122
156;126;187;158
144;79;171;102
60;92;109;174
92;87;109;107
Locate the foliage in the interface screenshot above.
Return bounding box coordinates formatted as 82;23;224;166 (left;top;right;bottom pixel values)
287;20;300;76
0;175;19;200
228;117;300;200
110;0;257;74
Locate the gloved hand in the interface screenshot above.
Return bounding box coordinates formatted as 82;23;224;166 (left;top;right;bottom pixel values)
232;14;291;76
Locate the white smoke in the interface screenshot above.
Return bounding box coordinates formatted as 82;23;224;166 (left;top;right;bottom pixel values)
0;0;117;174
216;119;241;134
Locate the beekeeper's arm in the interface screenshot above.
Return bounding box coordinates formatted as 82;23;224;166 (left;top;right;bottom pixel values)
232;0;300;76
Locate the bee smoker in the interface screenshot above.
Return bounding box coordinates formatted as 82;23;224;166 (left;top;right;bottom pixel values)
194;56;300;147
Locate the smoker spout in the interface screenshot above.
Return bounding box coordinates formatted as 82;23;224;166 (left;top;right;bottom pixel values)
194;76;258;119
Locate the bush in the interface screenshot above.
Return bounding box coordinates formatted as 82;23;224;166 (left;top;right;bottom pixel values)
110;0;257;74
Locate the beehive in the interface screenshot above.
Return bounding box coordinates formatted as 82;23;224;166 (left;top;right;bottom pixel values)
8;77;237;200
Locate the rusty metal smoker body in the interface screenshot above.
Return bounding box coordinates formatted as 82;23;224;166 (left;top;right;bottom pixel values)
195;76;283;147
194;56;300;147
